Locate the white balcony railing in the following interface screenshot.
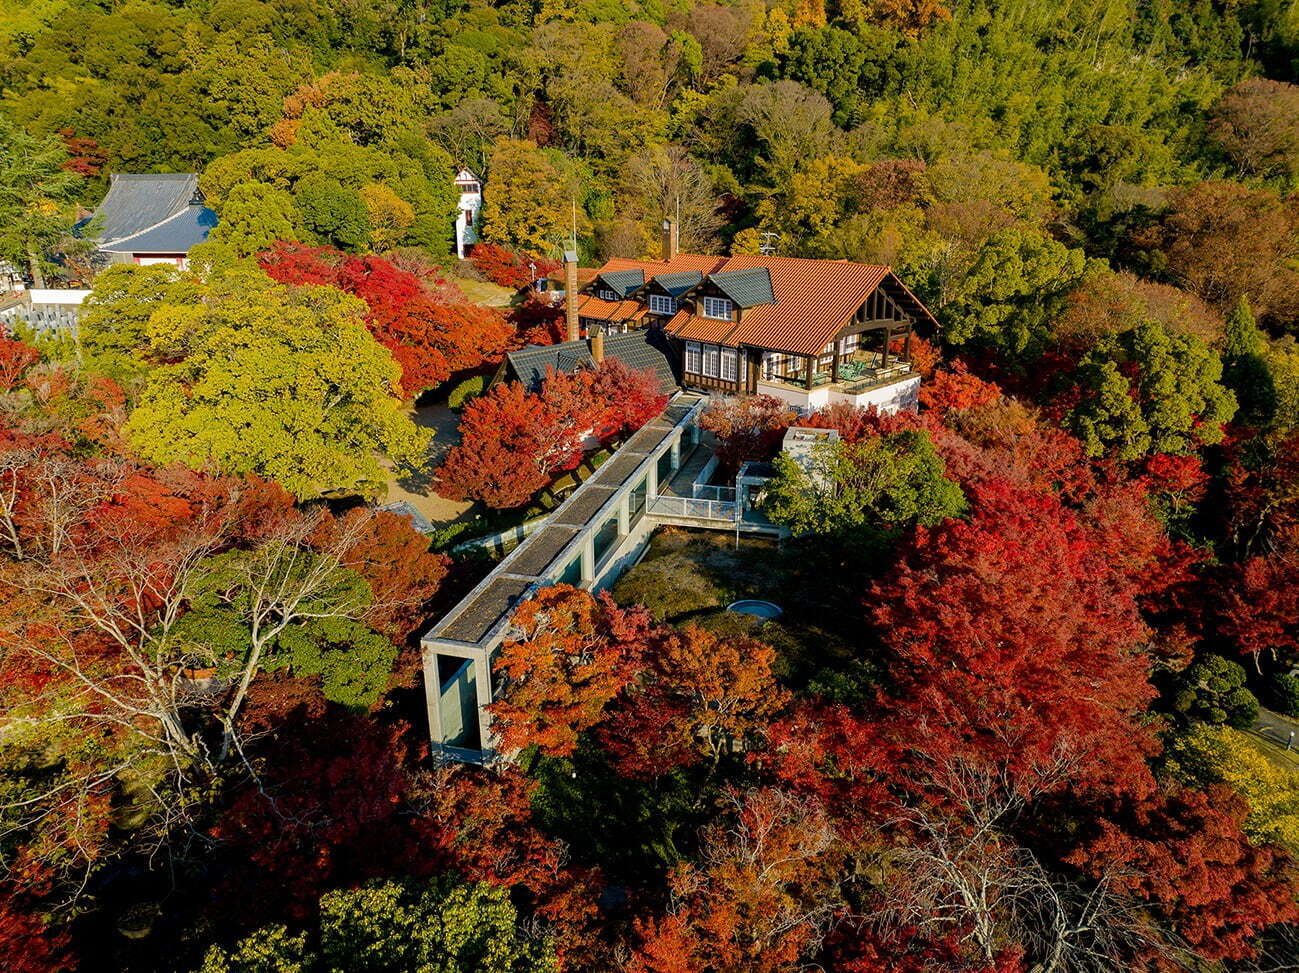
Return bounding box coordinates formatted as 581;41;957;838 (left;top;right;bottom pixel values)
648;495;738;523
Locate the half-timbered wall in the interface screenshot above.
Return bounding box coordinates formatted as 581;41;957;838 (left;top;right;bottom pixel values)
682;339;741;391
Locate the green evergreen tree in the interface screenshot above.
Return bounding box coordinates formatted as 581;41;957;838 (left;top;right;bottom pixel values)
1173;654;1260;729
0;117;83;287
1068;322;1236;459
1069;357;1151;460
1222;296;1276;427
764;429;966;538
942;227;1090;360
209;181;302;257
295;175;371;252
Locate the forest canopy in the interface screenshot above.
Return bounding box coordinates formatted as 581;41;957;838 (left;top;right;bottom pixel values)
4;0;1299;969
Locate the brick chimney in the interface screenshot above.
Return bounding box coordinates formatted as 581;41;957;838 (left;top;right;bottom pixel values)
661;219;678;262
590;328;604;364
564;249;580;342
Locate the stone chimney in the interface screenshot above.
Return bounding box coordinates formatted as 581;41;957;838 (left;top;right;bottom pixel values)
661;219;678;262
564;249;580;343
590;328;605;364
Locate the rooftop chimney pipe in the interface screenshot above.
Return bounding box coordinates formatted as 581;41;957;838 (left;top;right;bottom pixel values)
591;328;605;364
564;249;580;343
661;219;678;262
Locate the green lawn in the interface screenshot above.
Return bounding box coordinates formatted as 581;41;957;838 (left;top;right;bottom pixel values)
454;277;516;306
1242;728;1299;773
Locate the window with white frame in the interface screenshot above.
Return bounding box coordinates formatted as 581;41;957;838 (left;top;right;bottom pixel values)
720;347;738;381
685;341;702;374
598;288;616;301
702;344;720;377
649;294;678;315
702;296;733;320
842;332;859;353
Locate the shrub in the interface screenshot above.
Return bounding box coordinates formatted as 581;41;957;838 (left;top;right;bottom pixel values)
611;552;727;622
1173;654;1260;729
449;374;488;410
1268;672;1299;718
470;244;560;289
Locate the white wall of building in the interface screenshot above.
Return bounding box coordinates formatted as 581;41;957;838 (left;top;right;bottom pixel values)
26;289;92;306
454;169;483;259
831;374;921;412
755;380;833;411
752;374;920;414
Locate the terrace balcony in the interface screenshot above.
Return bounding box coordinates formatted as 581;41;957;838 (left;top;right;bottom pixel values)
756;350;920;412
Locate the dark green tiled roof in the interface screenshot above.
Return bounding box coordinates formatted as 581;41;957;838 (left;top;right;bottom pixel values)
604;330;679;392
503;332;678;394
596;269;646;298
709;267;776;308
650;270;703;297
505;340;594;391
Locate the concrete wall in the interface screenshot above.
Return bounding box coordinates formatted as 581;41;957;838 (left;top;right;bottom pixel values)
752;374;920;414
831;374;921;412
755;380;832;411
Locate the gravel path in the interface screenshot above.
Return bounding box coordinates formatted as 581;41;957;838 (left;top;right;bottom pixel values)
383;400;474;527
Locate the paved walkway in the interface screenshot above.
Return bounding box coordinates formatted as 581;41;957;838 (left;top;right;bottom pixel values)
663;431;720;498
383;400;473;527
1255;705;1299;751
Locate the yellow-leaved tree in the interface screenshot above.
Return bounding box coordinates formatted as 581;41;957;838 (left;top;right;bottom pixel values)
1169;723;1299;853
118;246;428;498
480;137;581;257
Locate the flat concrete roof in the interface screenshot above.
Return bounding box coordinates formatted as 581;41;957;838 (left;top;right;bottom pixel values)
422;393;704;651
438;575;535;644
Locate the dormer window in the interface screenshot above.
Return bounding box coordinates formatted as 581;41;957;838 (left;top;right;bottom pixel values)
599;288;616;301
702;297;733;320
649;294;678;315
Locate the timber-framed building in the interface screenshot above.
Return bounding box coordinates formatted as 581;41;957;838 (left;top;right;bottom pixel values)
567;221;936;412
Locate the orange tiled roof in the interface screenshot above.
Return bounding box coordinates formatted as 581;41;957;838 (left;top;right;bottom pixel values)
574;294;647;322
580;253;929;358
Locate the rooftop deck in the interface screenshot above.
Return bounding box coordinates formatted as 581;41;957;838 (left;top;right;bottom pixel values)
423;394;704;651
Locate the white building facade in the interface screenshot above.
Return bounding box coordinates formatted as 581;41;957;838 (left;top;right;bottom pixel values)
453;169;482;259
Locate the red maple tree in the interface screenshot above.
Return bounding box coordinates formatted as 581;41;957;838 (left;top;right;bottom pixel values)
698;394;799;472
919;360;1004;416
870;477;1159;796
627;787;843;973
438;362;666;508
488;585;652;757
601;624;789;778
0;337;39;393
309;507;448;640
1218;530;1299;669
470;243;560;288
259;242;513;395
1065;785;1299;960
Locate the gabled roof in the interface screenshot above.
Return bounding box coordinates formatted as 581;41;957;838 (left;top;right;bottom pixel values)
502;333;678;394
574;254;729;323
707;267;775;308
92;174;208;244
604;330;679;392
505;341;593;391
593;268;645;299
646;270;702;297
577;295;647;323
579;253;936;358
98;204;218;255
